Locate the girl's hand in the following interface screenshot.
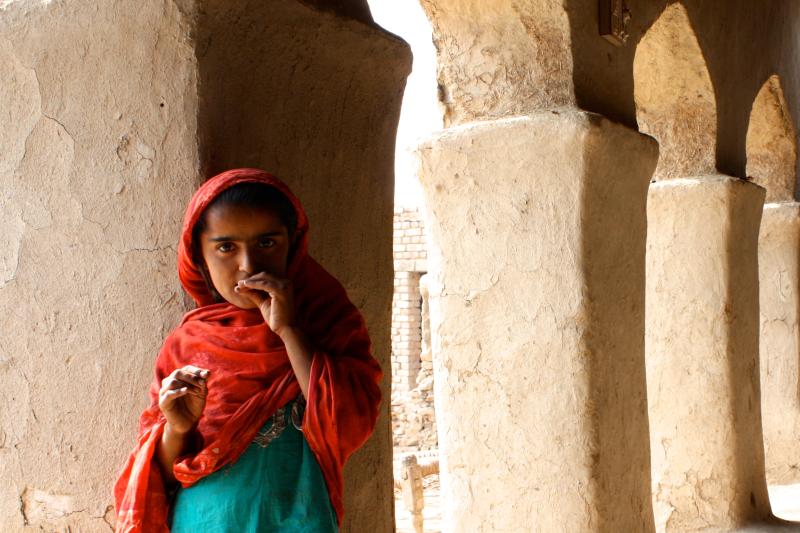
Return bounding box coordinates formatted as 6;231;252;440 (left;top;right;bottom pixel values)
158;365;209;435
235;272;296;337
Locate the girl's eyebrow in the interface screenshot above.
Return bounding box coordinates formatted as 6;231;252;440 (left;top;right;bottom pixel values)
208;231;284;242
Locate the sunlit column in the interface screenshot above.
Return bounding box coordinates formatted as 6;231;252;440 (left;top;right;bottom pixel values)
418;111;657;533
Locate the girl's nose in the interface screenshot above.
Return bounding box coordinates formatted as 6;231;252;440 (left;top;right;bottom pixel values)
239;249;257;275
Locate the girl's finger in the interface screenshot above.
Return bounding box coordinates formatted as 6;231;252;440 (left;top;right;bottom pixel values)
160;376;179;392
242;271;284;282
234;283;267;296
160;386;189;403
162;376;202;393
238;279;287;292
182;365;210;379
172;377;202;390
163;367;209;391
182;378;208;396
237;280;271;293
174;369;208;388
238;287;270;307
185;388;207;399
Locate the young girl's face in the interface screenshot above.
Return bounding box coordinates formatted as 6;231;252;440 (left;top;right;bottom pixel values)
198;203;292;309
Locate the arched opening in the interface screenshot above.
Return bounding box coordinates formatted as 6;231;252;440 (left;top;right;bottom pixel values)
746;75;797;202
633;2;717;180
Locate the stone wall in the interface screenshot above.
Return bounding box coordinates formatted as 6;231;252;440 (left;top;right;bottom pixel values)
391;208;437;451
392;270;423;392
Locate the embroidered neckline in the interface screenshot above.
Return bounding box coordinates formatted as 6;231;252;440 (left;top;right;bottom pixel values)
252;396;305;448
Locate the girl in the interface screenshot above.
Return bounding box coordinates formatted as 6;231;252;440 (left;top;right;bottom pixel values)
114;168;382;532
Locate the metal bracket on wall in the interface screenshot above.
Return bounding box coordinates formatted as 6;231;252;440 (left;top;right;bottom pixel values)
599;0;631;46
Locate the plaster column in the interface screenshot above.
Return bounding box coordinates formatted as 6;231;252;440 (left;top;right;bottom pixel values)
759;203;800;485
646;177;771;532
418;111;658;533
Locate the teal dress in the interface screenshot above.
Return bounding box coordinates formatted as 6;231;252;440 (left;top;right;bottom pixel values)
169;399;339;533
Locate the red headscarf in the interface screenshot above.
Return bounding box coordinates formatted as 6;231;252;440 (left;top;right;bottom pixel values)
113;169;382;532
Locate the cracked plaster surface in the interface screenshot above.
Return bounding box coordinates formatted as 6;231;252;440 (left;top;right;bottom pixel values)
0;1;199;530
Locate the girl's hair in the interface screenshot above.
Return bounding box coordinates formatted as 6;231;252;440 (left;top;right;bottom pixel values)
193;182;298;241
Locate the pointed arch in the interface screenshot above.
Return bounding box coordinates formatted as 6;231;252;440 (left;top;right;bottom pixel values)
633;2;717;180
746;75;797;202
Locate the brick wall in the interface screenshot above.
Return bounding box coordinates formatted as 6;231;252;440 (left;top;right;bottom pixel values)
391;208;437;450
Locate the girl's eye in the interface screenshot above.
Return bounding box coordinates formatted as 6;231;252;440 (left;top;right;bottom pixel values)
217;243;234;253
258;239;275;249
